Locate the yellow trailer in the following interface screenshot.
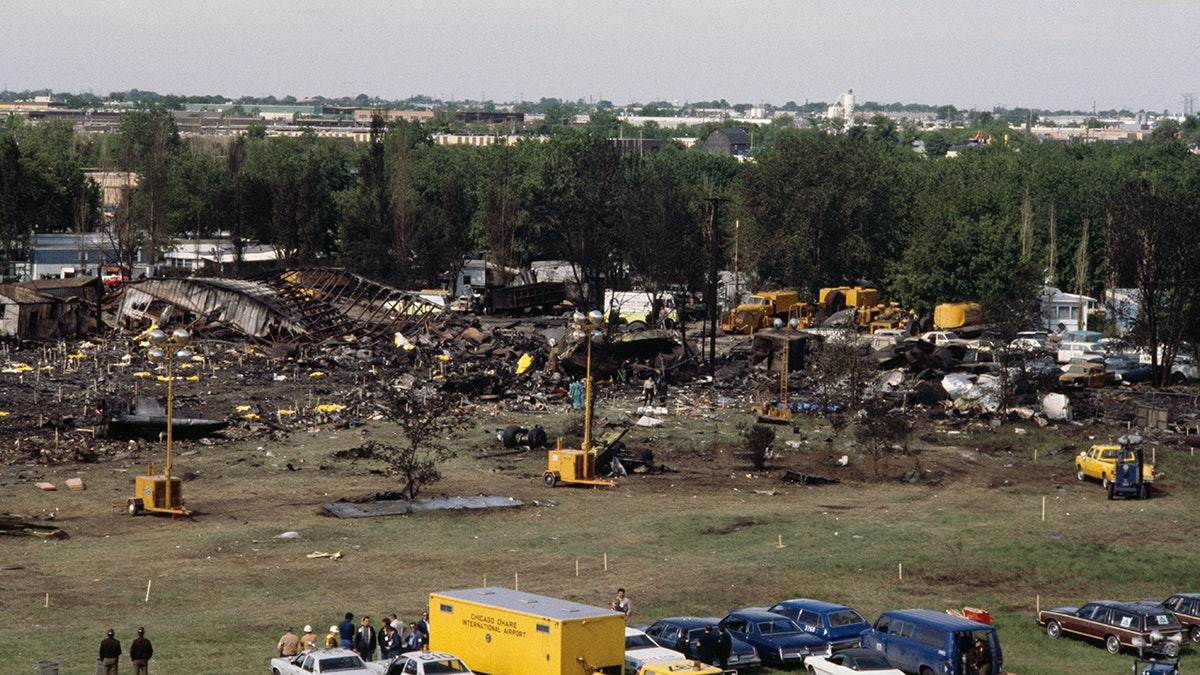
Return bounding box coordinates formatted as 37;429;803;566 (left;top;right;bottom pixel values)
429;587;625;675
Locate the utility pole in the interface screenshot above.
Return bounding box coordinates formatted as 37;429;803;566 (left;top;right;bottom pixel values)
704;195;728;368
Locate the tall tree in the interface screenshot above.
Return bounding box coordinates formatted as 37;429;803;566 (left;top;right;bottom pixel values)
117;107;180;267
1106;177;1200;385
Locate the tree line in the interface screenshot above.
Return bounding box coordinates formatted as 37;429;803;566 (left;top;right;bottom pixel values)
2;109;1200;377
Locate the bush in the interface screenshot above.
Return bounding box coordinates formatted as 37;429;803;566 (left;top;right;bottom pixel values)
740;423;776;470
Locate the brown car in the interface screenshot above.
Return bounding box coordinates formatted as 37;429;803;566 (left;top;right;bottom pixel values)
1038;600;1183;656
1162;593;1200;642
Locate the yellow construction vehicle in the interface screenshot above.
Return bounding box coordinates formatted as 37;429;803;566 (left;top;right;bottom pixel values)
722;290;813;335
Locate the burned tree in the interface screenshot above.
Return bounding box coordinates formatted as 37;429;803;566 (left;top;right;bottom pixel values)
853;401;917;478
379;390;466;499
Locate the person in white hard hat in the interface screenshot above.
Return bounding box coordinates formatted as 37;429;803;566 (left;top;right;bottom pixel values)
299;625;318;651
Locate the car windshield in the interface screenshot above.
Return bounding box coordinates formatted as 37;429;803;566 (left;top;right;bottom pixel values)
321;655;368;671
626;633;658;649
850;654;895;669
757;618;801;634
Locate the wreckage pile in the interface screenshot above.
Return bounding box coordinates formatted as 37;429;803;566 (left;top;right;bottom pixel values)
2;269;1198;476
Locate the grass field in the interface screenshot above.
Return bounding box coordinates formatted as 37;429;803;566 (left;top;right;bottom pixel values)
3;397;1199;674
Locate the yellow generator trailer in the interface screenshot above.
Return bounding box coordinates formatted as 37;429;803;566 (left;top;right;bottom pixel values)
429;587;625;675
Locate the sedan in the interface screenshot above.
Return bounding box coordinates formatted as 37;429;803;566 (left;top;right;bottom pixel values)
625;627;684;673
1038;600;1183;656
718;608;831;665
764;598;870;651
643;617;762;669
271;648;379;675
1107;356;1153;384
377;651;472;675
805;648;905;675
1059;362;1108;388
1161;593;1200;643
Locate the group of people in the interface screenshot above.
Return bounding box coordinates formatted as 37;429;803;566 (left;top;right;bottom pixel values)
97;627;153;674
277;611;430;662
685;624;734;670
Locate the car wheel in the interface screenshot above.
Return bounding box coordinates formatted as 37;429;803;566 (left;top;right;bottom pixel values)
1163;640;1181;657
627;320;647;332
919;668;935;675
1190;625;1200;643
1107;483;1115;500
1102;475;1111;489
1105;634;1122;654
1076;469;1085;481
128;499;142;516
1046;620;1062;639
542;472;557;488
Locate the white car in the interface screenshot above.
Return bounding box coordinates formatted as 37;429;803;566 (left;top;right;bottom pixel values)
804;648;905;675
376;650;474;674
625;626;685;673
919;330;959;347
271;648;379;675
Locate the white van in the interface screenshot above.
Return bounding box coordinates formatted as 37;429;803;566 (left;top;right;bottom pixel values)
1057;341;1105;364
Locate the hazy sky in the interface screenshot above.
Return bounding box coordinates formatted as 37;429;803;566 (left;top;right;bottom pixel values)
7;1;1199;113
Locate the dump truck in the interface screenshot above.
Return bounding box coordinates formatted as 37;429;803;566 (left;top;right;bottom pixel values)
721;290;812;335
429;587;625;675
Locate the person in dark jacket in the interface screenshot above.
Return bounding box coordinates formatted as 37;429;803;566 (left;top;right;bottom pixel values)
694;624;718;665
130;627;153;675
714;625;732;669
338;613;355;648
99;628;122;675
353;615;377;661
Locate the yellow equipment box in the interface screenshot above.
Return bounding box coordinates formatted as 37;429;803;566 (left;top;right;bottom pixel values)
429;587;624;675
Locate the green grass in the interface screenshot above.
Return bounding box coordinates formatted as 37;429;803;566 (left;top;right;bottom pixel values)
3;405;1199;674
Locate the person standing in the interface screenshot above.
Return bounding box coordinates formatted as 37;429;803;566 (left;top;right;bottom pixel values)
715;625;732;669
694;625;718;665
337;613;355;649
278;626;301;657
416;611;431;647
99;628;122;675
130;627;153;675
404;622;424;651
642;376;655;406
299;625;318;652
611;588;631;622
354;615;377;661
379;623;401;659
325;625;340;648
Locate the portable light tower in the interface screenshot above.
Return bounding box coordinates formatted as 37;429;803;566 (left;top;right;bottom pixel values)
543;310;616;488
127;328;193;516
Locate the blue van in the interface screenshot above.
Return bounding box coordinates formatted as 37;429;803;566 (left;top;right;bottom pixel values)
859;609;1001;675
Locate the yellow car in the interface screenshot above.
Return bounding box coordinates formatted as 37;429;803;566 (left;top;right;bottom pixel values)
1075;444;1155;486
637;660;733;675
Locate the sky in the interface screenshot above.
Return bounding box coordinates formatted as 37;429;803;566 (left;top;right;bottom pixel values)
6;1;1200;114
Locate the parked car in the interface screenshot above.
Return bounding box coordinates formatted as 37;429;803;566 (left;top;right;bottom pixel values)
920;330;960;347
1038;600;1183;656
634;660;732;675
1009;336;1048;353
271;648;378;675
642;617;762;669
718;608;830;665
762;598;870;651
1076;444;1156;487
377;650;474;675
859;609;1001;675
1059;362;1109;388
1057;340;1106;364
625;626;684;673
1161;593;1200;643
1106;355;1153;384
804;648;905;675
